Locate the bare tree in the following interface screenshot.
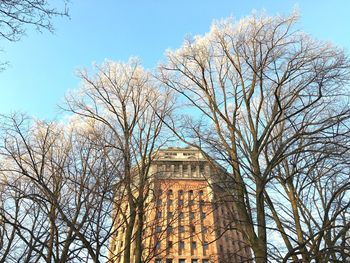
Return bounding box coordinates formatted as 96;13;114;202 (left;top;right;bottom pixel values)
158;12;350;263
267;142;350;262
65;58;174;263
0;0;69;70
0;114;122;262
0;59;173;263
0;0;69;42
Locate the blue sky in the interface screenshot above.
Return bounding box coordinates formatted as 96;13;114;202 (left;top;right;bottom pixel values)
0;0;349;120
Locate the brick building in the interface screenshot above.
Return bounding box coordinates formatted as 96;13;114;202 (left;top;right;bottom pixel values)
109;147;251;263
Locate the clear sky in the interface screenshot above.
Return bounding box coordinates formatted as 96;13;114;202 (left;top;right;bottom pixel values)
0;0;349;120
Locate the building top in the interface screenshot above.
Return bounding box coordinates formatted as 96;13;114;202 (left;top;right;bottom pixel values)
153;147;206;161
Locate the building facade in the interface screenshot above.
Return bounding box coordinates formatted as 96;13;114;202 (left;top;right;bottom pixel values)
109;147;251;263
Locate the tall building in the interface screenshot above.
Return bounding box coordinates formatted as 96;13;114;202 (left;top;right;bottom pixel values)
109;147;251;263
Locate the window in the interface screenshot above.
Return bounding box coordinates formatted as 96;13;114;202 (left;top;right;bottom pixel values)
168;211;173;218
165;152;177;156
179;259;185;263
156;226;162;233
168;189;173;195
156;242;160;250
178;190;183;195
202;260;209;263
179;225;185;233
203;242;208;250
178;199;184;206
179;212;184;219
191;260;198;263
168;199;173;205
179;241;185;250
157;199;162;206
190;225;196;233
202;226;208;234
189;200;194;206
189;190;193;195
199;190;204;196
190;212;195;220
200;200;205;206
166;259;173;263
167;225;173;234
157;211;162;219
201;212;206;219
155;259;162;263
167;241;173;249
183;165;188;171
199;164;205;173
191;242;197;249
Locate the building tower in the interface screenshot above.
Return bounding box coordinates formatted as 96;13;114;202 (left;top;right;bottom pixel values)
109;147;252;263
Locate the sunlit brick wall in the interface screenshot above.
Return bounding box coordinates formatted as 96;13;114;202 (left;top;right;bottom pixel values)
108;148;252;263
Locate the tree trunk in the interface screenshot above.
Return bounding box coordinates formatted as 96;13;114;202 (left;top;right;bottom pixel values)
134;201;144;263
256;182;267;263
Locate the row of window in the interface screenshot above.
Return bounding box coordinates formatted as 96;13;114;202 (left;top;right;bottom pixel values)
156;259;209;263
156;211;207;219
164;152;178;156
157;199;206;207
162;151;196;156
155;224;208;234
157;164;206;173
156;240;209;251
159;189;205;196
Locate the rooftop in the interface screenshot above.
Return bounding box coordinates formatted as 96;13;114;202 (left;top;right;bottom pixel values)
154;147;205;161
